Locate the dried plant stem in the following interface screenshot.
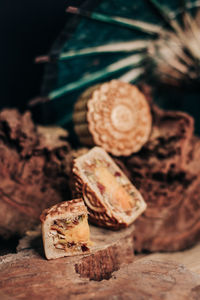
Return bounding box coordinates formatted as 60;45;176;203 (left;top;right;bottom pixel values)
66;6;162;35
59;40;149;60
148;0;200;59
150;41;192;76
161;34;194;67
35;41;149;64
183;10;200;49
119;67;144;83
33;1;200;105
171;1;200;18
35;55;50;64
49;54;145;100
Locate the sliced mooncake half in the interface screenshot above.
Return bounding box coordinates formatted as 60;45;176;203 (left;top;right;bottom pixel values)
40;199;92;260
73;147;147;229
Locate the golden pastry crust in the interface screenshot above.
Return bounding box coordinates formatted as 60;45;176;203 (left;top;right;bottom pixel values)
73;80;152;156
40;199;87;223
40;199;91;260
72;147;147;229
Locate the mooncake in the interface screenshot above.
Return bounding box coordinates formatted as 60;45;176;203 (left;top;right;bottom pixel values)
73;80;152;156
72;147;147;229
40;199;91;259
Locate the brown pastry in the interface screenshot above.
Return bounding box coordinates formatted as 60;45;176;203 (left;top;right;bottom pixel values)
73;80;152;156
40;199;92;260
72;147;147;229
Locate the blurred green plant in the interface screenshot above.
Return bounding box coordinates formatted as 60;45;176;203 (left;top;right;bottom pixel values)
31;0;200;133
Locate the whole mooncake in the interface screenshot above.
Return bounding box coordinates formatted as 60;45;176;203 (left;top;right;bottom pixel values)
40;199;92;259
72;147;147;229
73;80;152;156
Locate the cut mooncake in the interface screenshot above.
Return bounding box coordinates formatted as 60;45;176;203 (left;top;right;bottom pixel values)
40;199;92;260
72;147;147;229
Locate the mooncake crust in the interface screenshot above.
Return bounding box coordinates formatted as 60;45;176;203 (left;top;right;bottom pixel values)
40;199;90;259
73;80;152;156
72;147;147;229
40;199;87;223
72;170;124;229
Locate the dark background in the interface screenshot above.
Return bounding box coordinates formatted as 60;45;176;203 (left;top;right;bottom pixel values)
0;0;67;110
0;0;199;133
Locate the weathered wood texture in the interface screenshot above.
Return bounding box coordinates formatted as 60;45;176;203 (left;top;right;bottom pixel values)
0;251;200;300
17;224;135;280
0;109;71;238
139;243;200;275
119;102;200;252
1;226;200;299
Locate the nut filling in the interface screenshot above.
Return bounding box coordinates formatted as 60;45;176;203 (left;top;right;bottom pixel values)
50;215;91;253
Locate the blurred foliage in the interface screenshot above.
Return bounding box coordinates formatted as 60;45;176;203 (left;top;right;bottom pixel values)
1;1;199;133
40;0;200;134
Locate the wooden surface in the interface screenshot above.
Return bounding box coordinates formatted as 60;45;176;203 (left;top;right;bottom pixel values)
138;243;200;275
0;226;200;299
17;224;135;281
0;248;200;300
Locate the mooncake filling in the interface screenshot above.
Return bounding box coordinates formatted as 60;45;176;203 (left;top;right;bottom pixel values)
50;214;91;253
83;158;141;214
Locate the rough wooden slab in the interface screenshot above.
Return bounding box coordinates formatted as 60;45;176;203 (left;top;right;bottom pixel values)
0;109;72;239
0;251;200;300
4;224;135;281
138;243;200;275
1;225;200;299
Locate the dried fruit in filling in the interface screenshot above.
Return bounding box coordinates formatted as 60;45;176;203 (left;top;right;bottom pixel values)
40;199;92;260
73;147;147;229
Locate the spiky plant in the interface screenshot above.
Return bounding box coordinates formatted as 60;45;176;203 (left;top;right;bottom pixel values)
31;0;200;106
